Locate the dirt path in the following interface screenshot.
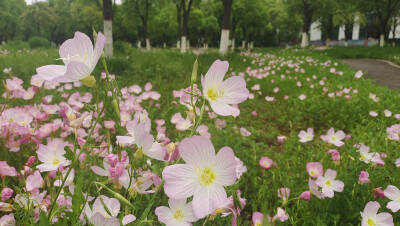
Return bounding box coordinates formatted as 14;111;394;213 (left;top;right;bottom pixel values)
341;59;400;91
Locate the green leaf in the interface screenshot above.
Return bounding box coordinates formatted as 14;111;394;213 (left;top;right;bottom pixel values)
72;172;85;222
39;211;51;226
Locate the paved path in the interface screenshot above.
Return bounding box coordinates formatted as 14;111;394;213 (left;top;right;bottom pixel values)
341;59;400;90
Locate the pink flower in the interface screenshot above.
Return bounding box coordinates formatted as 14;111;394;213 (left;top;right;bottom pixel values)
315;169;344;198
277;188;290;203
251;111;258;117
272;207;289;222
36;139;69;172
358;171;370;184
1;188;13;202
211;190;246;226
26;171;43;192
384;185;400;212
277;135;286;143
360;201;393;226
202;60;249;117
155;198;198;226
328;149;340;161
33;31;105;85
374;187;385;199
240;127;251;137
395;158;400;167
370;111;378;117
354;70;363;78
0;161;17;177
299;94;306;100
321;127;346;147
162;136;237;219
299;191;311;201
252;212;264;225
0;213;15;225
306;162;323;178
259;157;277;170
386;124;400;141
26;156;36;167
298;128;314;143
235;157;247;179
215;118;226;129
384;110;392;117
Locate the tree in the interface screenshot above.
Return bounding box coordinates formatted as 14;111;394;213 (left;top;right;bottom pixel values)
360;0;400;46
103;0;114;57
179;0;195;53
287;0;319;47
134;0;152;50
20;2;58;40
0;0;26;42
315;0;338;46
334;0;364;46
219;0;233;54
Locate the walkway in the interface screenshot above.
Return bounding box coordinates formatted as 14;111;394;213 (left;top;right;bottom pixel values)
341;59;400;90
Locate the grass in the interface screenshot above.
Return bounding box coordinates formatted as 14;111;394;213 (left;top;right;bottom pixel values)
1;45;400;225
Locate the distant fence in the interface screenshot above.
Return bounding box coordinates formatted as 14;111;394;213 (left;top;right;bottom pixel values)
310;39;379;46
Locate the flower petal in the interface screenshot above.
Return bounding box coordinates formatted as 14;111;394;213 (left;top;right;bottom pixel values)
178;135;215;166
220;76;249;104
210;101;240;117
214;147;237;186
163;164;198;199
192;185;227;219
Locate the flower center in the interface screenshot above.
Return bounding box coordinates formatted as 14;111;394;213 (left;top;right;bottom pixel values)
207;88;218;101
206;83;225;101
197;167;216;186
330;136;337;141
325;180;331;186
367;218;376;226
52;158;60;166
263;162;270;168
173;209;185;222
310;170;316;176
306;135;311;140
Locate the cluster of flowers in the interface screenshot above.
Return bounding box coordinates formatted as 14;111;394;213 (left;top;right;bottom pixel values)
0;31;251;225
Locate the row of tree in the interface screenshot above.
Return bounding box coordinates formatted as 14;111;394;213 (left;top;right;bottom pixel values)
0;0;399;56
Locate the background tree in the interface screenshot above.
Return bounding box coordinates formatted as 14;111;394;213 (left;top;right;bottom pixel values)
315;0;338;46
334;0;364;46
180;0;195;53
359;0;400;46
103;0;114;57
20;2;58;41
219;0;233;55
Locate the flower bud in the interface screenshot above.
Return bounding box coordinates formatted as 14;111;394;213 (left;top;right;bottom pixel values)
1;188;13;202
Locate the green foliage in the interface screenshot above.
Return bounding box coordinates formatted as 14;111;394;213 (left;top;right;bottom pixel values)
28;36;50;48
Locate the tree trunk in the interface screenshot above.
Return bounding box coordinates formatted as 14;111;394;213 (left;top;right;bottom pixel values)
146;38;150;50
137;40;141;48
231;38;235;50
301;32;308;47
220;29;230;54
180;0;193;53
219;0;233;55
380;34;385;47
163;42;166;48
242;40;245;48
103;0;113;57
177;40;180;48
181;36;187;53
325;38;330;47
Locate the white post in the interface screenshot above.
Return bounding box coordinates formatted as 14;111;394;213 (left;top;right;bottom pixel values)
242;40;245;48
338;25;345;40
137;40;141;48
310;21;321;41
231;38;235;50
219;29;229;55
103;19;113;57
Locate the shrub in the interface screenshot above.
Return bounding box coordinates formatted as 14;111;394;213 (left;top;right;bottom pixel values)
28;36;50;48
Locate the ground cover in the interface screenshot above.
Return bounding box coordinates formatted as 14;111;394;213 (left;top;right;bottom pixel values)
1;43;400;225
319;46;400;64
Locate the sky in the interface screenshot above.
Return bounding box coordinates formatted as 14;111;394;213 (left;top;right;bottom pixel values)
25;0;122;5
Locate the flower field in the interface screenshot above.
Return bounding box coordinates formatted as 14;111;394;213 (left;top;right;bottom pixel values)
1;34;400;225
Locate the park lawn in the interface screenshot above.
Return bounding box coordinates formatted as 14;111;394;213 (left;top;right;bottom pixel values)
1;46;400;225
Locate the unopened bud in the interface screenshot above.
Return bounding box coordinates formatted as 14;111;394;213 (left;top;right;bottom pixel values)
112;99;120;121
191;58;198;84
